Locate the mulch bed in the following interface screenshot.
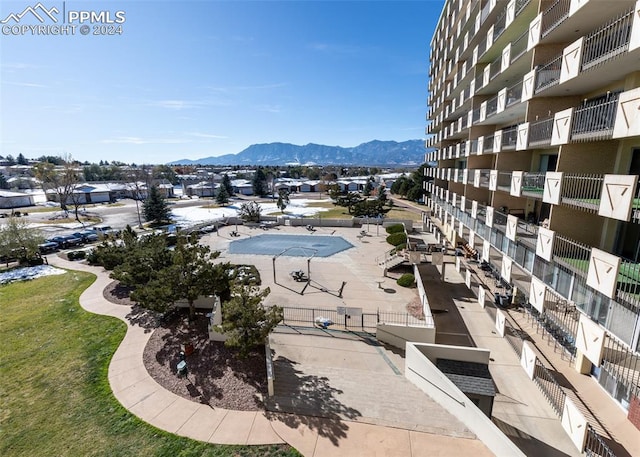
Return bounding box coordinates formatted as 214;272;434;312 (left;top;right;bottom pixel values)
104;281;268;411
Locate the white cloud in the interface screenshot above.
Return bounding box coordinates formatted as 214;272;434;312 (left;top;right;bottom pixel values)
101;136;190;145
184;132;228;139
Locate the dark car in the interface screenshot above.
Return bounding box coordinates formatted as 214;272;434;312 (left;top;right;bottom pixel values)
38;241;59;254
49;234;83;249
73;231;99;243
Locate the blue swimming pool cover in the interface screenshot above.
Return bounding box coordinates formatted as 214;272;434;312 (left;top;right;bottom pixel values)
229;234;353;257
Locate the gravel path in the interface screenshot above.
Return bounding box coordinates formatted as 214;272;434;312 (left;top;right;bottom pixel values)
104;281;268;411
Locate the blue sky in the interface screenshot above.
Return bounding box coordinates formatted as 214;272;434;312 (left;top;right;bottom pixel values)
1;0;443;164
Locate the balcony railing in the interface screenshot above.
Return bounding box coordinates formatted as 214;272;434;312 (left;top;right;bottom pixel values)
534;55;562;93
571;92;620;141
486;96;499;118
617;259;640;310
515;0;532;16
474;71;485;91
489;56;501;81
459;141;467;156
467;169;475;185
541;0;571;38
497;171;512;192
522;172;546;199
484;134;495;153
510;31;529;64
454;169;464;183
560;174;604;213
528;118;553;146
469;139;479;155
502;126;518;150
633;184;640;224
472;106;481;123
553;234;591;276
493;8;507;41
479;169;491;189
506;82;523;108
582;8;634;71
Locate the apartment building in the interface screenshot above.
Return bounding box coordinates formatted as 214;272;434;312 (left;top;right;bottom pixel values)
425;0;640;428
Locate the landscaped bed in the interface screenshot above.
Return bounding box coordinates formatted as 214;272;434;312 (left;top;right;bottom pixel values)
0;272;298;457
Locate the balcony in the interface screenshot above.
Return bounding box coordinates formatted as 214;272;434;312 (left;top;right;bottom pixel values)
582;8;634;72
486;95;499;118
571;92;620;142
634;184;640;225
541;0;571;38
522;172;546;199
497;171;512;192
553;234;591;277
510;31;529;64
506;82;523;108
483;134;495;153
501;127;518;151
528;117;553;147
469;139;479;156
534;55;562;94
560;174;604;213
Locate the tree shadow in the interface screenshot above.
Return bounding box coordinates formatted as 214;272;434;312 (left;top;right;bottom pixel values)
266;356;361;446
147;313;267;410
125;304;161;333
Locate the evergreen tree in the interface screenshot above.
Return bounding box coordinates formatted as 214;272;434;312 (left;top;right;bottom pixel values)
216;184;230;206
222;173;234;196
252;168;268;197
276;189;290;213
363;179;373;197
143;185;171;225
0;173;9;189
217;285;283;358
16;153;28;165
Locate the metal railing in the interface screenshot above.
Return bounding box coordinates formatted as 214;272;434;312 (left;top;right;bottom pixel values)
479;169;490;189
497;171;512;192
472;106;481;123
484;134;495;153
617;259;640;309
582;8;633;71
489;56;502;81
522;172;546;198
541;0;571;38
585;425;617;457
534;55;562;93
506;81;523;108
493;8;507;41
469;139;479;155
515;0;532;16
502;126;518;150
510;31;529;64
560;174;604;213
533;359;566;416
633;184;640;224
528;117;553;146
474;71;485;92
571;92;620;141
486;95;499;117
459;141;467;156
553;234;591;275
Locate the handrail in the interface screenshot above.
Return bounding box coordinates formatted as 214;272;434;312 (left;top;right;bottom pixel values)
534;55;562;93
582;8;633;71
541;0;571;38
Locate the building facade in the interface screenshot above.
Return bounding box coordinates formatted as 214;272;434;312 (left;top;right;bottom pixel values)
425;0;640;420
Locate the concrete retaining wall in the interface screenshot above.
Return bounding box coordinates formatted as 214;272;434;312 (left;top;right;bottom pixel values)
376;324;436;350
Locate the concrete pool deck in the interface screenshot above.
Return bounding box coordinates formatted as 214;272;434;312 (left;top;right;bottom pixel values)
202;223;419;313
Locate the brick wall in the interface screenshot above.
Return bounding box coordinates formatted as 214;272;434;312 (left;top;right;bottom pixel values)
627;394;640;431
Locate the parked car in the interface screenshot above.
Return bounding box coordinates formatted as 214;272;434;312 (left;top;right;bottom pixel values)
48;234;83;249
38;241;59;254
73;230;99;243
89;226;118;237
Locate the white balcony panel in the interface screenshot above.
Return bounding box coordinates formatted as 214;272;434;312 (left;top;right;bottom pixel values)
489;170;498;191
516;123;529;150
458;219;464;237
551;108;574;146
480;101;487;122
472;200;478;218
576;313;606;366
493;130;502;153
501;256;512;283
528;13;542;51
586;248;621;299
497;88;507;114
521;69;536;102
487;25;494;50
569;0;592;16
510;171;523;197
521;342;537;379
529;277;546;313
474;169;481;187
460;195;466;212
543;172;563;205
486;206;494;228
535;227;555;261
506;0;516;27
561;397;588;453
483;64;491;86
482;238;490;262
506;215;518;241
477;136;484;156
613;86;640;138
473;46;479;66
559;38;584;84
598;174;639;221
501;45;511;73
478;286;486;308
468;229;475;248
462;168;468;184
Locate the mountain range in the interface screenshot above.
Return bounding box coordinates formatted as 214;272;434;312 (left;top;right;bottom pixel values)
169;140;430;167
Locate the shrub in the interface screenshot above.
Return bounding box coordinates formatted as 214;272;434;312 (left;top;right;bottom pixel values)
385;224;404;234
392;243;406;253
386;232;407;247
397;273;415;288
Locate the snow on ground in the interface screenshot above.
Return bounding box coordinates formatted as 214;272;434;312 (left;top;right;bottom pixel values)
0;265;67;285
170;199;331;226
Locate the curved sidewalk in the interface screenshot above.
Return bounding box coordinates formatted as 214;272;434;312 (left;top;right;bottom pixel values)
48;257;484;457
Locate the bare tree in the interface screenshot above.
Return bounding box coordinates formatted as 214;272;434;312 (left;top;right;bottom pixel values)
34;153;82;221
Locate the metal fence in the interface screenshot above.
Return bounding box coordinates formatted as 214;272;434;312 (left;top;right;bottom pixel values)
582;8;633;71
541;0;571;38
278;306;432;332
585;426;617;457
533;359;566;416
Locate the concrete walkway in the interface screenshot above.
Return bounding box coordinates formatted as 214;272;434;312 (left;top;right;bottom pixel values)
47;255;493;456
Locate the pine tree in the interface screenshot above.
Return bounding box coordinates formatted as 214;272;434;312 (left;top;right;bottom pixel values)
216;184;230;206
143;185;171;225
252;168;268;197
222;173;234;196
276;189;289;213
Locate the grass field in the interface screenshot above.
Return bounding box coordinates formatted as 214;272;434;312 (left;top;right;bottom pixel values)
296;200;422;222
0;272;299;457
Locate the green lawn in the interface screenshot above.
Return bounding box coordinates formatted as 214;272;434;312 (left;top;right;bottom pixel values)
0;272;299;457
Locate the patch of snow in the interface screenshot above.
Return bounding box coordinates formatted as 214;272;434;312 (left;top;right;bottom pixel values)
0;265;67;285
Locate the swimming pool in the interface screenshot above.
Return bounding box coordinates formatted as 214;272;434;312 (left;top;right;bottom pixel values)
228;234;353;257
